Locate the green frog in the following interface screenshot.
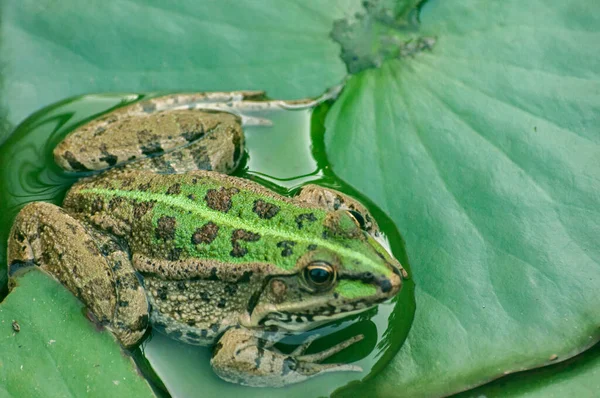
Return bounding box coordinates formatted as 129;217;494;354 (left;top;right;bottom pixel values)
7;91;405;387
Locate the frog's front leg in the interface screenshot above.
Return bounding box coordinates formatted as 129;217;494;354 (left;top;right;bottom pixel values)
7;202;149;346
211;328;363;387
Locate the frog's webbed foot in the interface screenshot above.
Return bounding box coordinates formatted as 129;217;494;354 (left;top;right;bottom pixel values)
7;202;149;347
211;328;363;387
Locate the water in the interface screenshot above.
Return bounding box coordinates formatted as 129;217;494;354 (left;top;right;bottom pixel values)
0;92;415;397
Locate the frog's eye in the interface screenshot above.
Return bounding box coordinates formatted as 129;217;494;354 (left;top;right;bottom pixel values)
303;262;336;291
347;210;367;230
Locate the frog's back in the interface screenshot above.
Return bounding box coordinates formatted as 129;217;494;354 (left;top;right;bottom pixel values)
63;169;329;273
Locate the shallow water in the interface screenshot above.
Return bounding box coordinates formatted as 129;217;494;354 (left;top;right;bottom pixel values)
0;92;415;397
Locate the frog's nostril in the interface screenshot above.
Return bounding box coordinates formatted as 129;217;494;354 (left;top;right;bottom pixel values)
386;272;402;296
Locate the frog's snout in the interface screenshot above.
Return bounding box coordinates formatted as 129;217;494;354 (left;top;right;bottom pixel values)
379;267;402;297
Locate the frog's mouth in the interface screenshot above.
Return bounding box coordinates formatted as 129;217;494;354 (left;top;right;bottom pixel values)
242;296;380;332
260;306;372;332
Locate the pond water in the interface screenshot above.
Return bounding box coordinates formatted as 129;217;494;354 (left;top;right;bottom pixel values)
0;92;415;397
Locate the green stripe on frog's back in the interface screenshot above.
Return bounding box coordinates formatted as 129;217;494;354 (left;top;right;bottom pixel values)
74;174;390;275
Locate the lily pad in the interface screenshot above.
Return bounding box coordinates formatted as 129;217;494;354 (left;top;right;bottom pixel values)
456;341;600;397
327;0;600;396
0;269;154;397
0;0;363;141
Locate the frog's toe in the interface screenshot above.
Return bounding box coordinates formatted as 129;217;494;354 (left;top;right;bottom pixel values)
296;334;364;363
295;360;363;376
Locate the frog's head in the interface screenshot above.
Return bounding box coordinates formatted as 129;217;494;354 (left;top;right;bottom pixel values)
242;209;403;332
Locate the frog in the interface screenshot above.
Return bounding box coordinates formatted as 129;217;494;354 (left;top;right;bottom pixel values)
7;91;406;387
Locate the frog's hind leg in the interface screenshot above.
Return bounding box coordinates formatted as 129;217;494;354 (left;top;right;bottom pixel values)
125;110;244;175
7;202;149;347
54;106;244;174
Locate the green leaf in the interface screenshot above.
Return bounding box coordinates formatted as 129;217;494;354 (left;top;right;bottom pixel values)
456;342;600;397
326;0;600;396
0;0;363;141
0;269;154;397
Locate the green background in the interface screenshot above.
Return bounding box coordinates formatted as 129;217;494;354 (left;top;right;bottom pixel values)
1;0;599;397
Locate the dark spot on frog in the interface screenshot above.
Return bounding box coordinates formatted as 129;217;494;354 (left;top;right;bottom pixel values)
182;129;205;143
187;331;201;339
191;222;219;245
253;199;280;219
186;319;197;327
150;157;176;174
276;240;296;257
333;196;342;210
63;150;90;171
210;323;220;333
177;281;186;291
217;298;227;308
120;177;134;188
157;287;168;301
166;183;181;195
109;196;126;210
307;244;317;251
91;198;104;213
224;284;238;296
209;267;219;281
200;292;210;302
170;330;183;339
190;145;212;171
295;213;317;229
230;229;261;258
138;129;164;156
187;194;196;201
204;187;239;213
201;329;208;338
155;216;176;240
237;271;253;283
93;126;106;137
134;201;155;218
118;300;129;307
168;247;182;261
138;182;151;192
99;143;118;166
